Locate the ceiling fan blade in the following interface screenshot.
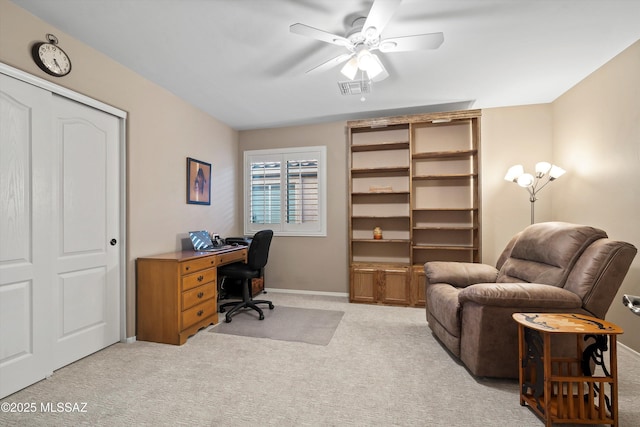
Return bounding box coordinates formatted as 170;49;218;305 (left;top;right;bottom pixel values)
306;52;354;74
379;32;444;53
290;23;351;47
363;0;402;37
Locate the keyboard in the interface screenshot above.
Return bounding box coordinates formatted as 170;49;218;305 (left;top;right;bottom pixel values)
198;245;234;252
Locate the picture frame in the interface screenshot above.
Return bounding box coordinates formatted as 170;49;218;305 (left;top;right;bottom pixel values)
186;157;211;205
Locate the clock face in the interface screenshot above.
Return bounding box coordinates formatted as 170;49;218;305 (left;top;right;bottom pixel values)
33;43;71;77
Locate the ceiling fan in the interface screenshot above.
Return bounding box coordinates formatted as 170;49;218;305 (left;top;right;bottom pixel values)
290;0;444;82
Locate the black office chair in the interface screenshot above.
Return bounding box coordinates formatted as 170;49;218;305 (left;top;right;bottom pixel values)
218;230;274;323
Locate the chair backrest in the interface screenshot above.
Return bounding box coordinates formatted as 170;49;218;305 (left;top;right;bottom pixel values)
564;238;637;317
496;222;607;286
247;229;273;271
496;221;637;318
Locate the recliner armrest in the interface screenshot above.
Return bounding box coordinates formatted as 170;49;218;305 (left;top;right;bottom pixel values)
424;262;499;288
459;282;583;309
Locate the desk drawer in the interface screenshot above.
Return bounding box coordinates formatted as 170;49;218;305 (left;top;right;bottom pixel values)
182;268;216;292
181;300;216;330
181;256;216;275
182;282;216;311
217;250;247;266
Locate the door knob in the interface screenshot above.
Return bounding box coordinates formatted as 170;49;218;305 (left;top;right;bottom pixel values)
110;239;117;246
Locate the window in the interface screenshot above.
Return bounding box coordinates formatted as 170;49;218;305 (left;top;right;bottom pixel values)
244;146;326;236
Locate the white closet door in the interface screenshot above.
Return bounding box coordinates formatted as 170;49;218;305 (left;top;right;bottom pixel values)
0;74;53;397
50;95;120;370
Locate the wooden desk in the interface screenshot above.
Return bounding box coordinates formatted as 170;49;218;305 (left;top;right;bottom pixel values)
136;247;247;345
513;313;623;427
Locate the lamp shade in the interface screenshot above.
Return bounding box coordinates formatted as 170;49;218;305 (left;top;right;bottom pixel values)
504;164;524;182
517;173;534;187
356;49;373;71
549;165;566;179
340;57;358;80
365;54;384;79
535;162;551;177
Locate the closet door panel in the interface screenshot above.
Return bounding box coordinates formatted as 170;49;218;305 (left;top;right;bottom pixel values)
0;74;53;398
51;95;120;370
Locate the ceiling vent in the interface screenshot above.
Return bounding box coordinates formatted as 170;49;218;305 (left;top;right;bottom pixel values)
338;80;371;96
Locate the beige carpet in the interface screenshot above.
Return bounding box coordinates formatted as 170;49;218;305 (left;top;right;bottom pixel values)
1;292;639;426
212;305;344;345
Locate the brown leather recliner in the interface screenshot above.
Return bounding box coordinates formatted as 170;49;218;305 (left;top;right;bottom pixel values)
424;222;637;378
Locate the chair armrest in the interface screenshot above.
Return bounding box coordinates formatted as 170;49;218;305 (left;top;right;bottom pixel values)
459;283;583;309
424;262;499;288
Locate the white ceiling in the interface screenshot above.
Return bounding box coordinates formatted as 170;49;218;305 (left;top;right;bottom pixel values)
13;0;640;130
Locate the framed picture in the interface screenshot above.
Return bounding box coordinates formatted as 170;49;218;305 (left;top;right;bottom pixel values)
186;157;211;205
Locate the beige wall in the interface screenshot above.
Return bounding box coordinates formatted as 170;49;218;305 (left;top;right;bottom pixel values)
238;122;349;294
479;104;554;265
0;0;242;338
552;39;640;351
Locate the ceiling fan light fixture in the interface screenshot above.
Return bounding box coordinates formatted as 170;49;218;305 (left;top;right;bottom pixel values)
356;48;374;70
290;0;443;85
340;57;359;80
365;53;385;79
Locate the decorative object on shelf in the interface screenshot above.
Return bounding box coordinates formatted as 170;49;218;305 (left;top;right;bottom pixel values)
31;34;72;77
186;157;211;205
504;162;565;224
623;294;640;316
373;226;383;240
369;185;393;193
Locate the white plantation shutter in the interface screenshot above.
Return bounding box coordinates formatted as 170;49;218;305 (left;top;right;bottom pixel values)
244;147;326;236
286;159;319;225
250;161;281;225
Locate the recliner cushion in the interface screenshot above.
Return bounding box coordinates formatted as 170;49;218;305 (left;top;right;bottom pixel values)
497;222;607;286
425;262;498;288
459;282;583;308
565;239;637;317
426;284;463;337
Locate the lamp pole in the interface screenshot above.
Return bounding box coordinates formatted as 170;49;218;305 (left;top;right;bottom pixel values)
530;195;536;225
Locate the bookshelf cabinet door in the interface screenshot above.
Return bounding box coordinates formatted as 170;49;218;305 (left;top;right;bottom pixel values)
380;267;410;305
411;266;427;307
350;266;378;303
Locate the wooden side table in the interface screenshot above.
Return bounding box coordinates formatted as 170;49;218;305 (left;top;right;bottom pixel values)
512;313;623;427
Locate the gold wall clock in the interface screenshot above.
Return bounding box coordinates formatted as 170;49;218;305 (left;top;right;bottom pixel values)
31;34;72;77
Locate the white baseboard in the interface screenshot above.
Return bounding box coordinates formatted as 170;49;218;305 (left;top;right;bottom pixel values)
619;342;640;359
265;287;349;298
122;336;136;344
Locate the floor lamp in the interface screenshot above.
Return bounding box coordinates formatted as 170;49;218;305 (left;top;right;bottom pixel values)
504;162;565;224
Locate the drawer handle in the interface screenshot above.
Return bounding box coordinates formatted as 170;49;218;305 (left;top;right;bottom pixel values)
185;266;190;271
197;310;204;317
197;275;204;282
197;292;204;298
